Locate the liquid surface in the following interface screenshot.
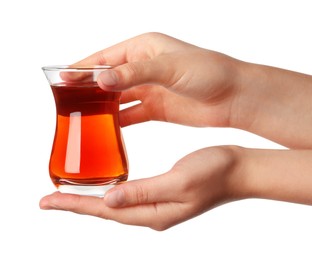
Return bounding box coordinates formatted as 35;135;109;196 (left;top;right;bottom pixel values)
50;83;128;186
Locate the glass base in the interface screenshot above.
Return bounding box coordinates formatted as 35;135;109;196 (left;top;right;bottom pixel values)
58;184;115;197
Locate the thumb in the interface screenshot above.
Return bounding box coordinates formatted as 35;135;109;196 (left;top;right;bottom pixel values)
103;173;177;208
97;59;174;91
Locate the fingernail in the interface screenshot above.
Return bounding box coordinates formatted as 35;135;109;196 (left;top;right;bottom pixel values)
98;70;118;87
104;189;125;207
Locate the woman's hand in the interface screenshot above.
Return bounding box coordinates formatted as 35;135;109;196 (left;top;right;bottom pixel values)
74;32;241;128
40;146;312;230
74;32;312;148
40;146;242;231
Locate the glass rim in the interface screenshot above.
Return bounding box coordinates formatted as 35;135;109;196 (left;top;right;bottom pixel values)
42;65;113;72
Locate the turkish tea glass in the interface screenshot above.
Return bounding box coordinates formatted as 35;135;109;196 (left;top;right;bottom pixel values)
42;65;128;196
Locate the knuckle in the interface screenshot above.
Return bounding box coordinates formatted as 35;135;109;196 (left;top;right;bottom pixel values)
149;204;174;231
98;50;107;65
140;32;164;40
150;221;171;231
123;63;141;83
134;185;149;204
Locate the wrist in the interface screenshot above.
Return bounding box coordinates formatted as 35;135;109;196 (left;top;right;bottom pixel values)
226;146;279;201
228;60;264;130
222;145;252;201
203;145;251;202
234;149;312;205
229;61;312;148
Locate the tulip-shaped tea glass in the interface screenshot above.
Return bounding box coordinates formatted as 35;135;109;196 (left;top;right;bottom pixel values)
42;65;128;196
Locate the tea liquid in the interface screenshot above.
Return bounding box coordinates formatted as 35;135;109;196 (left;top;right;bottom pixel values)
50;82;128;186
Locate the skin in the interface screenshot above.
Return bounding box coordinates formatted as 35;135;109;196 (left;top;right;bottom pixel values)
40;32;312;231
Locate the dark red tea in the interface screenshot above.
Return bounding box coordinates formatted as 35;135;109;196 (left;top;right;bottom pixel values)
49;82;128;187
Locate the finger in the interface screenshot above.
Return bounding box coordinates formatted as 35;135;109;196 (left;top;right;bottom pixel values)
120;84;159;104
39;175;178;211
103;202;188;231
120;88;141;104
71;32;172;67
72;41;128;67
39;192;108;216
97;58;175;91
119;104;150;127
40;192;187;230
103;173;181;208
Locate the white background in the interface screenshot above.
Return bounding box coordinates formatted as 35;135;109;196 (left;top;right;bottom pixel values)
1;0;312;259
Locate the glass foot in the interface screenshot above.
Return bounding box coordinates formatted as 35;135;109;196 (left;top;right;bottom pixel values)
58;184;115;197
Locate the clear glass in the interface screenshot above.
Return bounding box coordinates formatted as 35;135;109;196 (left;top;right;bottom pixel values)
42;65;128;196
